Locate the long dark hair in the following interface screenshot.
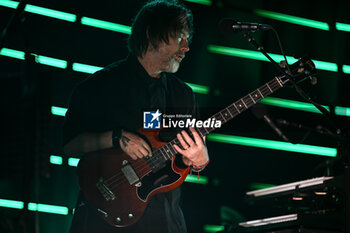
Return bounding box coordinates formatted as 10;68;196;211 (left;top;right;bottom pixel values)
128;0;193;57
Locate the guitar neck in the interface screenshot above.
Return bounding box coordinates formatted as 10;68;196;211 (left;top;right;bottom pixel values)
152;76;284;164
197;76;283;136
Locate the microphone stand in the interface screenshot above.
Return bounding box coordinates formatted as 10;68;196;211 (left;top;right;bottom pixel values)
241;31;350;233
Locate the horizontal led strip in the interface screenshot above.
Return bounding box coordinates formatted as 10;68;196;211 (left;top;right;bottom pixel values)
0;48;68;69
254;9;329;31
28;202;69;215
0;0;76;22
262;97;350;117
0;198;24;209
0;198;69;215
343;65;350;74
51;106;67;117
183;0;212;6
207;133;337;157
260;97;330;114
203;225;225;233
207;44;338;72
49;155;208;184
80;17;131;34
335;106;350;117
336;22;350;32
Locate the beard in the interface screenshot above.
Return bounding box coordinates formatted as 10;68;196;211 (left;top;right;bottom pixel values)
166;56;180;73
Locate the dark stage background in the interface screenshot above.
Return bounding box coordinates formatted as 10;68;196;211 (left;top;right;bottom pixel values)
1;0;350;232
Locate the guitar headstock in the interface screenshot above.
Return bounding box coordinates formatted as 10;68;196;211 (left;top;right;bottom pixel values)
278;57;316;85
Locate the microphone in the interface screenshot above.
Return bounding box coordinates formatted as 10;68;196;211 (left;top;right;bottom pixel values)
251;104;290;142
220;18;272;34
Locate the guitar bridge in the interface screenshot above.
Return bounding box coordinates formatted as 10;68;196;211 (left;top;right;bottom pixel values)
96;178;116;201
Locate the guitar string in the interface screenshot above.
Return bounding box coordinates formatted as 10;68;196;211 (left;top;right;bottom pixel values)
102;81;281;190
104;81;282;191
103;138;181;187
100;80;282;190
103;125;211;187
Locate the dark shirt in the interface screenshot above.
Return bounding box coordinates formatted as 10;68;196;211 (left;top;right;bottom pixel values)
63;55;198;233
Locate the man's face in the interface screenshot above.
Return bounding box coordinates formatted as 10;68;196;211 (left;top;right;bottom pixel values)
151;32;190;73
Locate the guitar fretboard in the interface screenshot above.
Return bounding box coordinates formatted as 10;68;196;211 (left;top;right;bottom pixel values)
147;77;283;169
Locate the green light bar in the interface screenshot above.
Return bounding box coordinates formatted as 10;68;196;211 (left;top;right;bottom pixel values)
35;55;67;69
335;106;350;117
336;22;350;32
51;106;67;117
25;5;76;22
254;9;329;31
207;45;338;72
185;174;208;184
28;202;69;215
68;158;80;167
0;198;24;209
81;17;131;34
0;0;76;22
203;225;225;233
250;183;276;190
0;0;17;8
0;48;25;60
343;65;350;74
207;133;337;157
185;82;210;94
72;63;103;74
260;97;330;114
50;155;63;165
183;0;212;6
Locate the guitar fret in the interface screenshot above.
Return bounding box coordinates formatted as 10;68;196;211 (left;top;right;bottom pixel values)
227;105;239;117
262;85;272;96
241;98;248;108
167;142;174;155
225;107;233;117
269;78;281;91
251;90;263;103
164;144;173;157
219;112;226;123
266;83;273;92
249;94;256;103
221;108;233;121
160;147;168;160
243;96;253;107
257;88;264;98
233;103;240;113
275;77;283;87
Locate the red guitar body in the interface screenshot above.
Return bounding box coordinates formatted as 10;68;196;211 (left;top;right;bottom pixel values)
77;128;189;227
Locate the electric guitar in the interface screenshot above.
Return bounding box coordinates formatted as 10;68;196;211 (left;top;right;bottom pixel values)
77;57;316;227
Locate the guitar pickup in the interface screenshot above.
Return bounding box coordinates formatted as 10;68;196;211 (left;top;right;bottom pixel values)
121;160;141;187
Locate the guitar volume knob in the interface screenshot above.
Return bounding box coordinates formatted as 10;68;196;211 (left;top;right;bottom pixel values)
128;213;134;219
116;217;122;223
